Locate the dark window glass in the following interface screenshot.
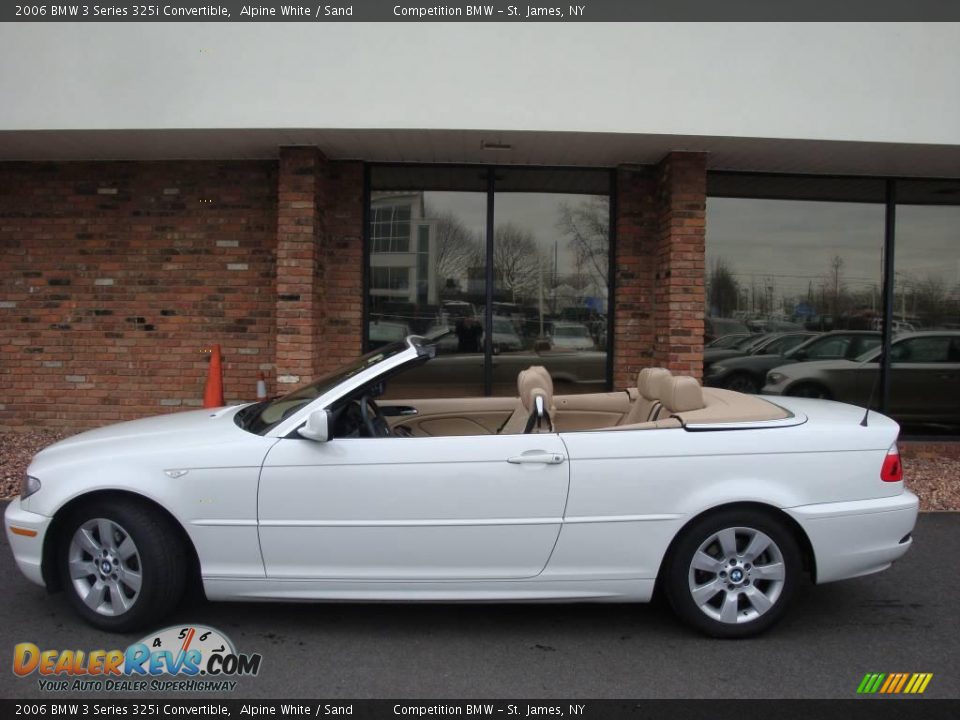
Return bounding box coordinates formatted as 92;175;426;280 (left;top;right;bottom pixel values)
368;187;487;397
367;166;612;401
706;180;885;404
493;175;610;396
890;181;960;433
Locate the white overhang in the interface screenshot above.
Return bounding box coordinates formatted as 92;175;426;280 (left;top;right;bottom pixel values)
0;128;958;179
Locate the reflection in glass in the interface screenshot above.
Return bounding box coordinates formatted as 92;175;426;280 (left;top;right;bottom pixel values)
491;192;610;396
368;190;487;398
367;170;612;401
705;196;885;402
890;197;960;433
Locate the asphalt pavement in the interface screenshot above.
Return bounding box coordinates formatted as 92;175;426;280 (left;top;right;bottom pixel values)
1;511;957;700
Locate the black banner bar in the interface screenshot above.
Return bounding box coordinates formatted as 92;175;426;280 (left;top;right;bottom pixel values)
1;700;959;720
3;0;960;22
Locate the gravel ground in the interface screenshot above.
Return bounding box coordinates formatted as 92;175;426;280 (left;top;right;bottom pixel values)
2;430;958;510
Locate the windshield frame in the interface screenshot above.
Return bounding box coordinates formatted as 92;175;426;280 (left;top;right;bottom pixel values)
251;336;429;438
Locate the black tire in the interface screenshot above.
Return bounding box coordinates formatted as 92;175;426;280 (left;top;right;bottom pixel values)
785;382;832;400
722;372;761;394
663;508;801;638
57;498;186;632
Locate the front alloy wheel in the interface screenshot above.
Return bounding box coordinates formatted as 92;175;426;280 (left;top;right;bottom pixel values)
665;509;800;638
68;518;143;617
58;498;186;631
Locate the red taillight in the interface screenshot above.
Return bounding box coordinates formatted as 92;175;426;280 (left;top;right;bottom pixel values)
880;444;903;483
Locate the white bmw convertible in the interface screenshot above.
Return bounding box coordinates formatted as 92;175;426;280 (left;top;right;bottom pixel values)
5;335;918;637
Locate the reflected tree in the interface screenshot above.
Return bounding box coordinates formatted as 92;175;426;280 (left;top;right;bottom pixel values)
493;223;545;302
428;207;483;296
708;258;741;317
558;198;609;287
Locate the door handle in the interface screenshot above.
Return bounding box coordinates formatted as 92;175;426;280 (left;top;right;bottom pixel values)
507;452;566;465
380;405;418;417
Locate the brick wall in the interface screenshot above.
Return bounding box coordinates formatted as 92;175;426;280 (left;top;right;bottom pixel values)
0;160;278;430
1;150;704;431
613;152;708;389
274;148;363;388
653;152;707;378
612;166;658;390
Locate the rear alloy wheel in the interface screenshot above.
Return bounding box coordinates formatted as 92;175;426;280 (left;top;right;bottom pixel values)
786;382;832;400
58;498;186;631
664;509;800;638
722;373;760;394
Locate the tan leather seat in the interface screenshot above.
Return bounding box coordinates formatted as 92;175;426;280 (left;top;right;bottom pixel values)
619;367;671;425
659;376;705;416
499;366;556;434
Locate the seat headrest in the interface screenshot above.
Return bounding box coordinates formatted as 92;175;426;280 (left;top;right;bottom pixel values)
660;376;705;414
518;366;554;412
637;367;672;400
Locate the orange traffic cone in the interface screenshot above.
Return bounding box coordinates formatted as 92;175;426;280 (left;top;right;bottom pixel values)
203;344;225;408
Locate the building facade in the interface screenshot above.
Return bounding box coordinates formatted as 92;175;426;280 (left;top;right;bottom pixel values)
1;23;959;435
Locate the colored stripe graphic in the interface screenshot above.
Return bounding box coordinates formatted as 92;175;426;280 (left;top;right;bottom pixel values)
857;672;933;694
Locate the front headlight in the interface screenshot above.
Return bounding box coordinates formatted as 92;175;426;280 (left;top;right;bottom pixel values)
767;372;787;385
20;474;41;500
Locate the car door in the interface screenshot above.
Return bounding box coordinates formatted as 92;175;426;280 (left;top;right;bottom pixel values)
888;336;959;421
257;432;569;580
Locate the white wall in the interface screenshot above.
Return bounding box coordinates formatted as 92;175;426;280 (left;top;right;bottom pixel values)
1;22;959;146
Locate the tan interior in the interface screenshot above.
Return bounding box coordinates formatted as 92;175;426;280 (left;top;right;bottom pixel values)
618;367;671;425
383;365;788;438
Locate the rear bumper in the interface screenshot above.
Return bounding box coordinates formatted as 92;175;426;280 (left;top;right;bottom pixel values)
4;497;51;587
785;491;919;584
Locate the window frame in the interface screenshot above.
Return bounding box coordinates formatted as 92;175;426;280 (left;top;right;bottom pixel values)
363;163;616;396
708;170;960;438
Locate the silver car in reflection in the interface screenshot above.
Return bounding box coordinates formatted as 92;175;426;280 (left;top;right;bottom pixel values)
762;331;960;426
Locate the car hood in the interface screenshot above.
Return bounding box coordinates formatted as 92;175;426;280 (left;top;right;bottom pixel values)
29;405;252;470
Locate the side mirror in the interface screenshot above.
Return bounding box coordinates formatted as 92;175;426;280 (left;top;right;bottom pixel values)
793;350;807;360
297;409;330;442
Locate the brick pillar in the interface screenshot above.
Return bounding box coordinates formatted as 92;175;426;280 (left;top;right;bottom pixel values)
275;148;364;388
612;166;658;390
653;152;707;379
613;152;707;389
316;161;364;373
276;147;325;386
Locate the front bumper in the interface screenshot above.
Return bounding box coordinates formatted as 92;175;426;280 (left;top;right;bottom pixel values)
4;497;52;587
786;491;919;584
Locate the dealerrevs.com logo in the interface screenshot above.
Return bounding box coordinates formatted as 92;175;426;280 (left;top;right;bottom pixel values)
13;624;262;692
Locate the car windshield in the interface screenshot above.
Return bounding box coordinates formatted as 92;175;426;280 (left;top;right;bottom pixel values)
708;334;747;349
854;345;883;363
740;334;771;351
237;341;410;434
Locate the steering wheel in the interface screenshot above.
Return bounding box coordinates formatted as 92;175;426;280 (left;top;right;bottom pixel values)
359;394;392;438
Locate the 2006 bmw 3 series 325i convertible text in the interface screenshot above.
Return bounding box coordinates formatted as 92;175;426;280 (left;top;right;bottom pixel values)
5;335;918;638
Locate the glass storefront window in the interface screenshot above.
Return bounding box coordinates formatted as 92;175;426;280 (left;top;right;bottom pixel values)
492;185;609;396
890;181;960;434
366;166;612;399
705;175;886;409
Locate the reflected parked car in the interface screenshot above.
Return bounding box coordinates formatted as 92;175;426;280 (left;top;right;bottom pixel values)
705;331;879;394
704;316;750;343
703;331;813;373
762;331;960;426
550;322;595;351
491;316;524;353
368;320;412;349
706;333;754;350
